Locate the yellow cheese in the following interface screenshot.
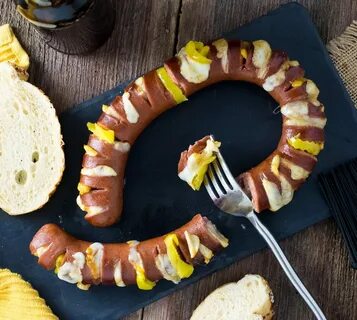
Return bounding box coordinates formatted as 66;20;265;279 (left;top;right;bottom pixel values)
77;183;91;195
135;266;156;290
177;44;211;83
0;24;29;70
164;234;194;279
287;134;324;156
77;282;90;290
102;105;109;113
156;67;187;104
83;145;98;157
240;48;248;59
54;254;65;274
185;41;212;64
87;122;115;144
178;139;221;190
291;78;305;88
127;242;156;290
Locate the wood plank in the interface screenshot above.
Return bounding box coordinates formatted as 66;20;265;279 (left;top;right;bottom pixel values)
143;0;357;319
0;0;180;113
176;0;357;48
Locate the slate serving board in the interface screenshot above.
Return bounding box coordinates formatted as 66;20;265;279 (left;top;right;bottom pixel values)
1;3;357;319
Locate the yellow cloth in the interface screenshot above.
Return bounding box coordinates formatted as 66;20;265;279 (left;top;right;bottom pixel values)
0;24;29;70
0;269;58;320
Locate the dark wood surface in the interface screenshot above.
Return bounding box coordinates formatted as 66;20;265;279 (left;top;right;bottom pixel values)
1;1;357;319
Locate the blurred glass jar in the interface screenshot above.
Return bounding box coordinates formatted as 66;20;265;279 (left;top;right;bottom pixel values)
16;0;115;55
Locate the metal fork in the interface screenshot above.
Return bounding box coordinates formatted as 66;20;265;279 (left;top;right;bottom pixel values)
204;146;327;320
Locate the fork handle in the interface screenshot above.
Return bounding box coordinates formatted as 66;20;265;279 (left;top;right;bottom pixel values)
247;211;327;320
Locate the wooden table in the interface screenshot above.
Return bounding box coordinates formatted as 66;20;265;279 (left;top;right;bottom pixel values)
2;1;357;319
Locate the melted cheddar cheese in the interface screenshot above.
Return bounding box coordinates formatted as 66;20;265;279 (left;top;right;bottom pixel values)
127;241;156;290
240;48;248;59
185;41;212;64
83;145;98;157
287;134;324;156
54;254;65;274
87;122;115;144
77;183;91;195
156;67;187;104
164;234;194;279
179;139;221;190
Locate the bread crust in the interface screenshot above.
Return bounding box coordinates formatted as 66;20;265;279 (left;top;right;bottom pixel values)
190;274;274;320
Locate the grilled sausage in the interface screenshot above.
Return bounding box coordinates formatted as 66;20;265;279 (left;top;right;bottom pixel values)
78;39;326;226
30;214;228;290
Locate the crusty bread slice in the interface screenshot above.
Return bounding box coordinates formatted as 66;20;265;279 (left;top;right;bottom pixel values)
0;62;64;215
190;274;274;320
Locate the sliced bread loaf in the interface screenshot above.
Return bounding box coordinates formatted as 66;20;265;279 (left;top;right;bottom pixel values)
190;274;274;320
0;62;64;215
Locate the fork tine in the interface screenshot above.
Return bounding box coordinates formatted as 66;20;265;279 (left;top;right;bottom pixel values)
207;165;225;197
203;175;218;200
215;151;240;188
212;159;232;191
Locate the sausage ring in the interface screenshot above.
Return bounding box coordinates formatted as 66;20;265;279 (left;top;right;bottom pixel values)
77;39;326;227
30;214;228;290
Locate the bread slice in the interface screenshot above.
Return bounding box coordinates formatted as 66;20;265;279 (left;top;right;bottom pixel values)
190;274;274;320
0;62;64;215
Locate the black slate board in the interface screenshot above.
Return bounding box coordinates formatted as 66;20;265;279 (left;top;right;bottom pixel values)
1;3;357;320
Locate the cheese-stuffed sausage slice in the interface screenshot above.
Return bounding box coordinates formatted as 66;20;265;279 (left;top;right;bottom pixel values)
29;214;228;290
78;39;326;226
178;136;221;191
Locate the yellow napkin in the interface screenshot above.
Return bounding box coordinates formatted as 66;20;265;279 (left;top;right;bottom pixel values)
0;269;58;320
0;24;29;70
